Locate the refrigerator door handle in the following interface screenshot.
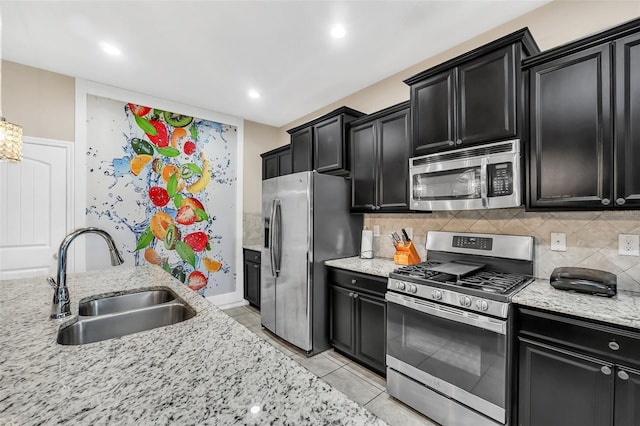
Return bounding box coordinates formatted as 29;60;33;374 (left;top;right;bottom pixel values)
274;199;282;276
269;199;277;278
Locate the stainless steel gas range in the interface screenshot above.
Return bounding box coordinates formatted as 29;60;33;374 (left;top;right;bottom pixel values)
386;231;534;426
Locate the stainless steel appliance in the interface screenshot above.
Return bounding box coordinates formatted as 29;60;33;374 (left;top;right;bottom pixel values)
386;231;534;426
261;171;362;355
409;139;522;211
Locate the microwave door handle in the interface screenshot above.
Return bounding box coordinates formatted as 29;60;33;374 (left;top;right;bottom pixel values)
480;157;488;208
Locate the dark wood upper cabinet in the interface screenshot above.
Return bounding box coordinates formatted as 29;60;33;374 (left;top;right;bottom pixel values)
261;145;291;180
290;127;313;173
350;101;411;213
405;28;539;157
287;106;364;176
525;17;640;210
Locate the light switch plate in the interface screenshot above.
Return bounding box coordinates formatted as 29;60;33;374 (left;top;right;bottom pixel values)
372;225;380;237
619;234;640;256
550;233;567;252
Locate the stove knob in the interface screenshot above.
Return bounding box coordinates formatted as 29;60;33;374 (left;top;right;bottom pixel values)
409;284;418;294
475;300;489;311
431;289;442;300
397;282;406;291
460;296;472;307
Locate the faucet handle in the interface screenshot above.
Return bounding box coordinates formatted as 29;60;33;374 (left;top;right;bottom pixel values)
47;277;58;289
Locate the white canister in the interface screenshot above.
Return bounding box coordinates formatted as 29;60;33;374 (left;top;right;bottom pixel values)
360;229;374;259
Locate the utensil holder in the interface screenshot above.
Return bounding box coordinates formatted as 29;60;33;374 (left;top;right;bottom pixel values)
394;241;421;265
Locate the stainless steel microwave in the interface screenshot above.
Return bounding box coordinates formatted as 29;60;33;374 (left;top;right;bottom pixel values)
409;139;522;211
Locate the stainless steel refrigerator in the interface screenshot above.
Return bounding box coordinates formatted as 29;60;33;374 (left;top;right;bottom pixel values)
261;171;362;355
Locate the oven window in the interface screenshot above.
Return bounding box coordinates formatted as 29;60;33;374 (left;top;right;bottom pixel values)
412;167;481;201
387;301;506;409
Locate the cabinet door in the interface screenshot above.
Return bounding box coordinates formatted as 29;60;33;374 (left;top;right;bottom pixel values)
329;285;354;354
277;148;292;176
291;127;313;173
262;154;279;180
614;366;640;426
527;44;613;210
378;108;411;211
314;115;345;173
458;45;516;146
518;338;614;426
354;293;386;375
243;259;260;308
615;32;640;209
410;69;456;156
350;121;377;211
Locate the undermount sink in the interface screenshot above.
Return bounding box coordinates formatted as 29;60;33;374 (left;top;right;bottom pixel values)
79;288;177;316
57;302;196;345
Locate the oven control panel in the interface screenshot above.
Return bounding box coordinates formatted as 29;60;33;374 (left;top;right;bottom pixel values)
452;235;493;251
387;278;509;319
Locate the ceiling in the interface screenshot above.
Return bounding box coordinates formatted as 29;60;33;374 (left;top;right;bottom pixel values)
0;1;550;127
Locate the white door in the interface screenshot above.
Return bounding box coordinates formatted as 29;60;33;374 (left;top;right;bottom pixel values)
0;137;73;280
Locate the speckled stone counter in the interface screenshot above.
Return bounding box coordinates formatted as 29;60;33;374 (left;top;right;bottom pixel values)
0;265;385;425
243;244;262;252
324;257;398;278
513;279;640;330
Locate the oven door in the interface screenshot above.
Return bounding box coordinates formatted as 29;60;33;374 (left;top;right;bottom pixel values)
386;291;508;423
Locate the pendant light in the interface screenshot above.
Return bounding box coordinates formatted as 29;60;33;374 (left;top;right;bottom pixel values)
0;10;23;162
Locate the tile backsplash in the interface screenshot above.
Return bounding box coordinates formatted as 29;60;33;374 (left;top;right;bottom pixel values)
243;212;262;246
364;208;640;291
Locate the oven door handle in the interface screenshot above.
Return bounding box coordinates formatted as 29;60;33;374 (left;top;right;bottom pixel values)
386;292;506;335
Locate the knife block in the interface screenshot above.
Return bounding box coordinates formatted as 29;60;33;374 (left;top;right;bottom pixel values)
394;241;421;265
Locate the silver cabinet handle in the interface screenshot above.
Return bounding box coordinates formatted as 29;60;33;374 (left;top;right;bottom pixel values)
448;140;455;146
616;198;626;205
351;279;357;284
253;264;259;269
618;370;629;380
456;139;462;145
348;292;354;297
353;293;359;299
602;198;611;206
608;341;620;351
601;366;612;375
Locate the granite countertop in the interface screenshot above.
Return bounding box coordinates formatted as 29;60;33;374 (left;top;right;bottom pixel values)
243;244;262;252
513;279;640;330
0;265;385;425
324;257;398;278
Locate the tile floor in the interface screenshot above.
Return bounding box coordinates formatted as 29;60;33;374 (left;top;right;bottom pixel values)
222;304;439;426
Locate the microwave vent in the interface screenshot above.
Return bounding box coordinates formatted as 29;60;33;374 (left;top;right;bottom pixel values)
412;141;517;167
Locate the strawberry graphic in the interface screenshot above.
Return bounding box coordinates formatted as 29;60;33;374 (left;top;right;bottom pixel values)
147;120;169;147
148;186;170;207
183;232;208;252
187;271;207;290
175;205;196;225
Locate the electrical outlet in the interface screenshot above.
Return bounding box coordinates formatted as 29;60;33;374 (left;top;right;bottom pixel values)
372;225;380;237
405;227;413;240
550;233;566;252
618;234;640;256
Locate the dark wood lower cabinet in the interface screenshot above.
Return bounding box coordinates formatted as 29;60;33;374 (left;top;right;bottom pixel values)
327;267;386;376
243;249;260;308
518;338;614;426
517;307;640;426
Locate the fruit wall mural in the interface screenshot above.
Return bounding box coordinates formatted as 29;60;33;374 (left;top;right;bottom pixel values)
85;95;237;296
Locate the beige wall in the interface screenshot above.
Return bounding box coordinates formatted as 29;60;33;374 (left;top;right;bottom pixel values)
243;120;282;213
276;0;640;144
2;60;75;141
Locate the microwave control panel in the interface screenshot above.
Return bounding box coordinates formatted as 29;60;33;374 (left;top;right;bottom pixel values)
488;163;513;196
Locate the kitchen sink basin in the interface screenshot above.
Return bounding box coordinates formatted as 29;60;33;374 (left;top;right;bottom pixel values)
78;288;177;316
57;302;196;345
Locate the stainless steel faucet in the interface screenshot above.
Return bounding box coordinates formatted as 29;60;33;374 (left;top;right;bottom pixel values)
48;227;124;319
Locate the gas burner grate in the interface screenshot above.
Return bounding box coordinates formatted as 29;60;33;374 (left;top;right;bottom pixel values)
393;262;443;279
457;271;533;294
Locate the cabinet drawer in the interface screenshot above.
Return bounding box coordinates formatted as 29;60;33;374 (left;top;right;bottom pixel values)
327;267;387;296
243;249;261;263
518;307;640;369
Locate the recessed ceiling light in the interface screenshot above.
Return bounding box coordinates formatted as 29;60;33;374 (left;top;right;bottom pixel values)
100;42;121;56
330;24;346;39
248;90;261;99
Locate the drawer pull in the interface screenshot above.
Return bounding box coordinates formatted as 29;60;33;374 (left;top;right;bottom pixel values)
601;198;611;206
601;366;612;375
348;292;354;297
351;279;357;284
618;371;629;381
608;341;620;351
353;293;359;299
253;264;259;269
